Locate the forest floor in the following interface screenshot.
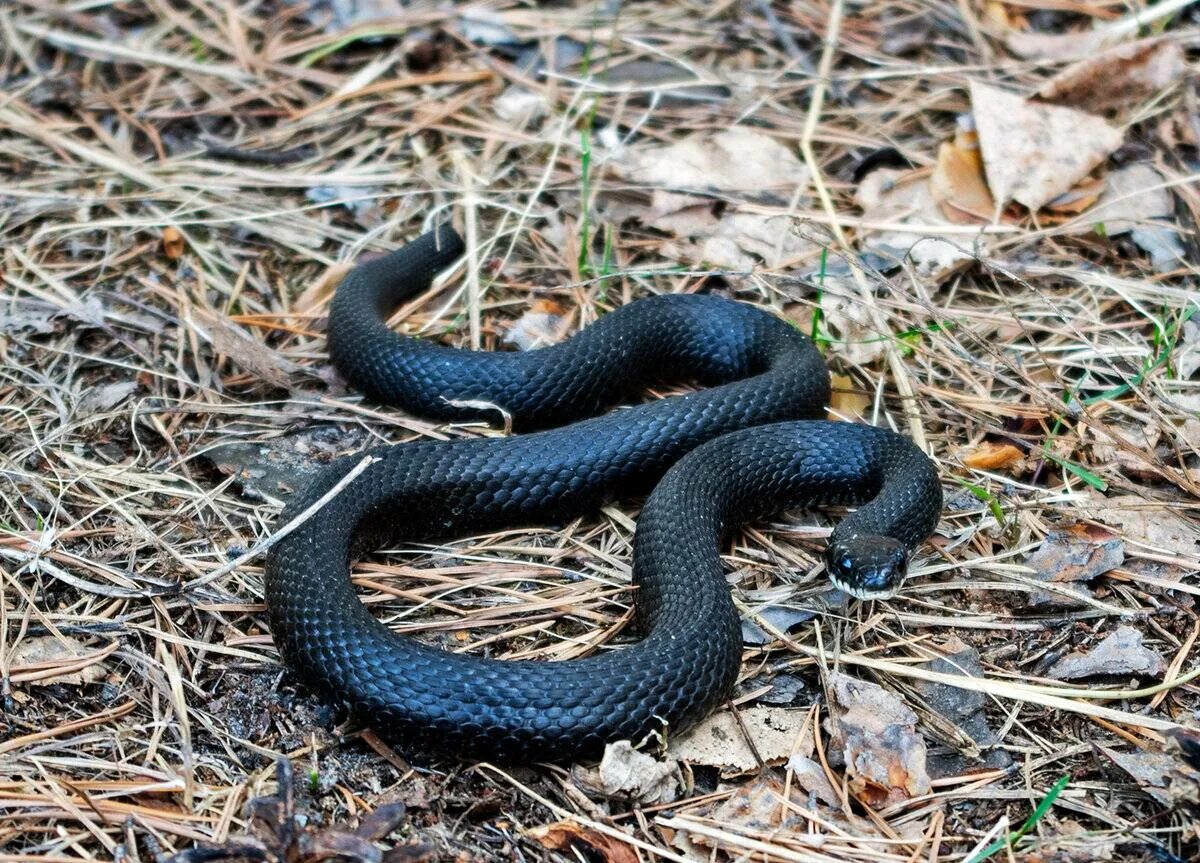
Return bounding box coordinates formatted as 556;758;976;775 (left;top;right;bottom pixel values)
2;1;1199;862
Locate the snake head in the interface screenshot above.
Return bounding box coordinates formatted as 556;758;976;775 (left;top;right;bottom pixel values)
825;535;908;600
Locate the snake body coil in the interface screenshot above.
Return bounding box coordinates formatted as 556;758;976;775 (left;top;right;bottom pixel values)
264;226;942;761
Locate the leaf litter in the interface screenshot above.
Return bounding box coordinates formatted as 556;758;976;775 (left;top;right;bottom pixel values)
1047;625;1168;681
3;1;1199;862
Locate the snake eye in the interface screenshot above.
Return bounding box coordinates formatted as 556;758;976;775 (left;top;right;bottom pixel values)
839;556;854;573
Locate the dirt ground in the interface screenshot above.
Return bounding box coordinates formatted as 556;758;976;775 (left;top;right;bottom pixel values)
2;1;1199;862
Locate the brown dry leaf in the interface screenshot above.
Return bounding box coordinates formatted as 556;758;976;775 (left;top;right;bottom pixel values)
786;754;842;807
1044;175;1106;216
914;636;1011;777
645;190;720;237
1098;744;1200;806
687;774;806;855
818;282;885;366
571;740;681;804
1005;28;1112;62
1047;625;1166;680
930;127;994;223
963;441;1023;470
1087;421;1164;480
1084;495;1200;560
854;168;975;285
829;373;872;421
503;299;568;350
9;636;108;686
669;706;808;776
162;226;186;259
206;313;298;390
1167;728;1200;773
1036;37;1186;114
1022;525;1123;608
697;213;818;270
526;821;638;863
829;673;930;807
635;186;819;272
1026;527;1124;584
615;126;810;194
1075;163;1172;235
1175;318;1200;380
970;80;1124;211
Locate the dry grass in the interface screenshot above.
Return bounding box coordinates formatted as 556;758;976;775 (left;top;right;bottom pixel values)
2;1;1198;861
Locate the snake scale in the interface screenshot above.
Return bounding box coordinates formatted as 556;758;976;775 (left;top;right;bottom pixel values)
263;225;942;762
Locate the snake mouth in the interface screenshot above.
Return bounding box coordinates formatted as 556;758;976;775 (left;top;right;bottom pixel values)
827;571;902;601
825;535;909;600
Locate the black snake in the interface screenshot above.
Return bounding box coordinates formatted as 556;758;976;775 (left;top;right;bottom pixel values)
263;225;942;761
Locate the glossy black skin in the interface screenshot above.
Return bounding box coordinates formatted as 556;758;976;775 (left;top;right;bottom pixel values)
263;226;942;762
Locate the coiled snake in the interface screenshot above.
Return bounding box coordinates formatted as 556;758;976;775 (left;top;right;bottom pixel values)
263;225;942;761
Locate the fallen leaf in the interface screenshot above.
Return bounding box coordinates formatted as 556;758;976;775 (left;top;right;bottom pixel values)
9;636;108;686
78;380;138;416
829;673;930;806
503;299;567;350
1129;225;1187;273
615;127;810;195
699;774;807;851
526;822;638;863
828;373;872;421
1175;319;1200;380
696;212;819;270
740;605;816;646
1043;175;1107;216
1026;528;1125;583
643;190;721;237
1098;744;1200;806
854;168;975;285
1085;495;1200;560
1066;161;1186;271
297;0;405;31
625;184;820;272
817;283;885;365
205;312;299;390
786;754;842;807
597;59;731;106
162;226;186;259
571;740;681;804
1047;625;1166;680
963;442;1023;470
201;427;368;502
913;636;1011;777
1087;421;1165;481
970;80;1124;211
930;125;995;223
665;773;824;859
307;185;384;228
1080;164;1173;235
1005;28;1112;62
1036;37;1186;114
669;706;808;776
494;86;547;123
758;673;811;706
